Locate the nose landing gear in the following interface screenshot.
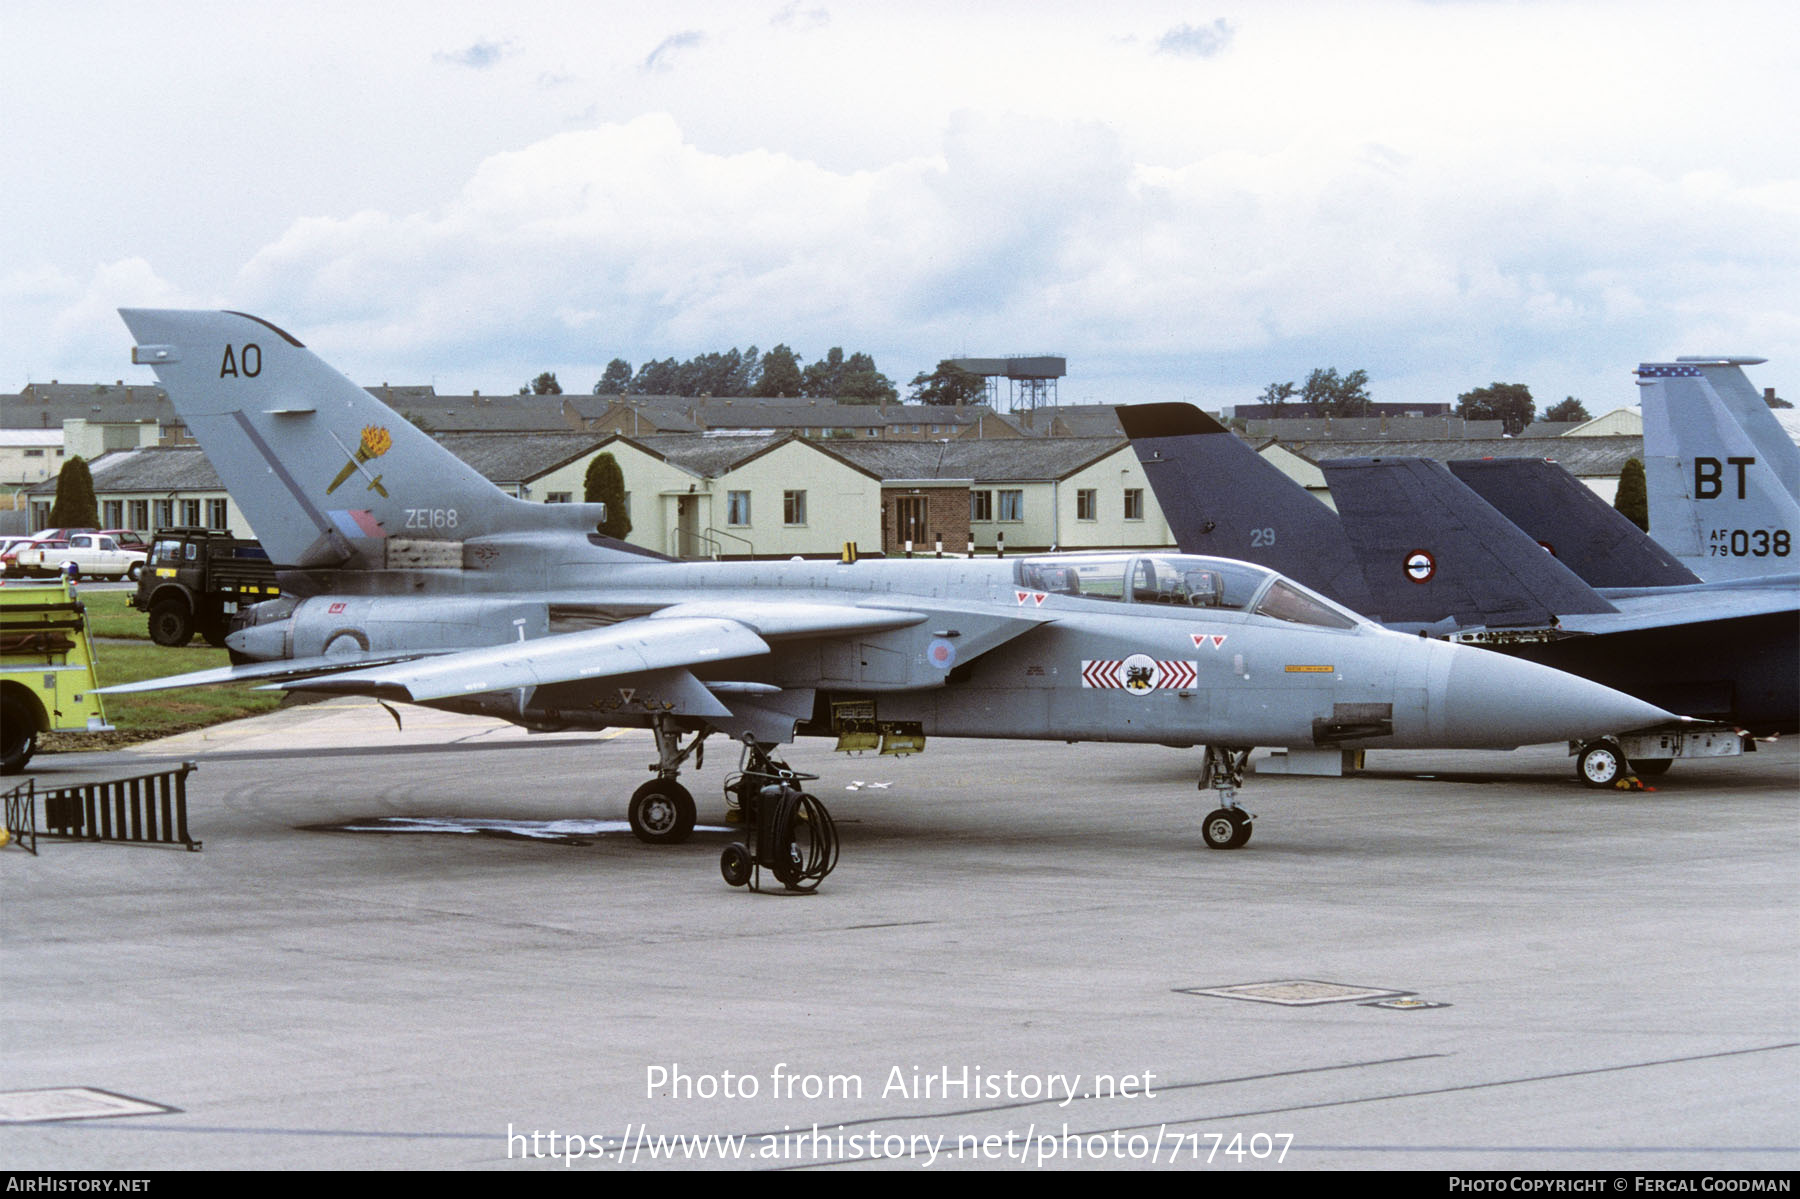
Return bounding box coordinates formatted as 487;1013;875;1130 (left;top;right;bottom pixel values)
1199;745;1255;850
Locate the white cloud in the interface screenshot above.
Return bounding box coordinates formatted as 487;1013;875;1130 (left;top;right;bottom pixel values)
5;0;1798;407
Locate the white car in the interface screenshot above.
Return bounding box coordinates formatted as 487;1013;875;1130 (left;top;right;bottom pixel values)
7;531;148;580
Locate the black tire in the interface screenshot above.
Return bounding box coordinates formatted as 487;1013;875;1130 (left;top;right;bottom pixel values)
1201;807;1243;850
1576;740;1626;788
1632;757;1673;778
127;562;143;582
720;843;751;887
1;693;39;774
628;778;696;845
199;617;230;648
1228;809;1253;848
149;598;194;647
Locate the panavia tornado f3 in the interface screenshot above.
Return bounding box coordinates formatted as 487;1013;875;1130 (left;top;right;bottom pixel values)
108;309;1677;854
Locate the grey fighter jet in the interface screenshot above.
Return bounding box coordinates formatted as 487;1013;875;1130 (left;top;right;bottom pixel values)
109;310;1676;852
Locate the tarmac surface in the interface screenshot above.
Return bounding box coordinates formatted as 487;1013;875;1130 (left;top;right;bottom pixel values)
2;697;1795;1172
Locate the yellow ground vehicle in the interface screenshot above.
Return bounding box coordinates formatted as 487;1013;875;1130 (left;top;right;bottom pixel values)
1;579;113;772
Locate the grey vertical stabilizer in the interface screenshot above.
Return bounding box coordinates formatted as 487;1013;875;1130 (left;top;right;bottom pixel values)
1116;403;1375;613
118;310;630;571
1446;458;1702;588
1638;361;1799;581
1321;457;1617;628
1673;357;1800;502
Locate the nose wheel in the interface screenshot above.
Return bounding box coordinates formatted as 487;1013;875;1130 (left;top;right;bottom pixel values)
1198;745;1255;850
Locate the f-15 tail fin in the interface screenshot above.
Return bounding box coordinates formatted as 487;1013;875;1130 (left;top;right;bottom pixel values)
1446;457;1702;588
1673;357;1800;502
1637;360;1799;581
1320;457;1617;628
1116;403;1375;613
118;309;628;571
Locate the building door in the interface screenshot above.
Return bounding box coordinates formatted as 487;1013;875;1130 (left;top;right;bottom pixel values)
893;496;927;553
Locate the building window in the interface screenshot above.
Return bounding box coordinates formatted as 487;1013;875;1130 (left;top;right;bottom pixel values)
154;499;174;528
104;501;124;527
23;449;43;458
1124;488;1144;521
1076;489;1097;521
545;492;572;503
970;490;993;522
784;490;807;525
206;499;228;529
997;489;1023;522
182;499;201;526
727;491;751;526
129;500;149;531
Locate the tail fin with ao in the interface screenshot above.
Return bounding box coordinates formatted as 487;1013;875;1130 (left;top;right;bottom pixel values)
119;309;614;570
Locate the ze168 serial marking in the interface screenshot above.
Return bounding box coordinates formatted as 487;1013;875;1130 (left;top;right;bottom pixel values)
405;508;460;530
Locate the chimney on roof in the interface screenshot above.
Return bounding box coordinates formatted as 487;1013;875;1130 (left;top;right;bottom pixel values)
472;389;480;399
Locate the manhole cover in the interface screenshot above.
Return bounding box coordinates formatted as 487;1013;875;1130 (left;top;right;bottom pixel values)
0;1088;176;1123
1176;980;1414;1006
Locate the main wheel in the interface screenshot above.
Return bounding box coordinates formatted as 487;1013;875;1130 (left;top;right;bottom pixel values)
148;598;194;647
1;693;38;774
628;778;696;844
720;843;751;887
1202;807;1251;850
1576;740;1626;788
1632;758;1672;778
127;562;144;582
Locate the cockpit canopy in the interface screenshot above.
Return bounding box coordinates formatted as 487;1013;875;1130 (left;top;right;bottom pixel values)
1015;553;1366;630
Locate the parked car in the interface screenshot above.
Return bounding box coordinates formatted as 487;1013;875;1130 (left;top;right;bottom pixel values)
6;531;148;580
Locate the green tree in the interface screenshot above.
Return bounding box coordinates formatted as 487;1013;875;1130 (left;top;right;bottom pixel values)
528;371;563;396
1543;396;1591;422
1614;457;1649;531
803;347;897;403
1301;367;1372;417
47;456;98;530
593;359;633;395
583;452;631;540
1257;380;1297;409
1457;382;1535;434
754;345;804;397
907;360;987;406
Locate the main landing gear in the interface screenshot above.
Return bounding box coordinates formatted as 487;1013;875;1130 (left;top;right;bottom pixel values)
1199;745;1254;850
627;717;707;844
625;719;841;893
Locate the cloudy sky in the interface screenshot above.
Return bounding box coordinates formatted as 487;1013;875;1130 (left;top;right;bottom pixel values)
5;0;1796;412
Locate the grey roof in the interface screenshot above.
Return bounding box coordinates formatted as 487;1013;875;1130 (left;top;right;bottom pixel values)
24;446;221;495
391;392;573;433
1244;415;1505;440
630;432;821;479
830;437;1127;483
688;397;889;430
4;382;174;429
1285;435;1645;477
431;433;610;483
564;396;703;433
1516;421;1585;438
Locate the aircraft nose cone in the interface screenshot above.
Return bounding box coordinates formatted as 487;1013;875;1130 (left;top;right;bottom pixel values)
1436;643;1676;747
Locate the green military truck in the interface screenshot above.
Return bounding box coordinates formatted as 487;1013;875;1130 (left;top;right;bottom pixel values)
1;578;113;772
133;528;281;647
